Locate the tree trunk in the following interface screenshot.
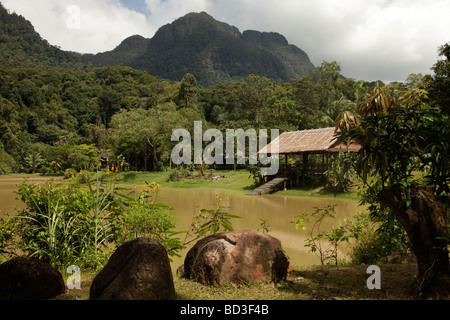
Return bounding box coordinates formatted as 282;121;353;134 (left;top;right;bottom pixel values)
199;160;205;177
377;185;450;299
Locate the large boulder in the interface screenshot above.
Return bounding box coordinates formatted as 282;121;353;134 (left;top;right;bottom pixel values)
183;230;290;286
0;256;65;300
90;237;176;300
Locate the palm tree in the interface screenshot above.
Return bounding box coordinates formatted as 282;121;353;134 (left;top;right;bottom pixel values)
24;153;43;173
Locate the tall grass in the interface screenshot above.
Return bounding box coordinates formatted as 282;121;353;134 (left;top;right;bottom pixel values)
13;175;128;270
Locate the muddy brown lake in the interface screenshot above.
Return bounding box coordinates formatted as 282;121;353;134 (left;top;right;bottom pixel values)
0;175;362;269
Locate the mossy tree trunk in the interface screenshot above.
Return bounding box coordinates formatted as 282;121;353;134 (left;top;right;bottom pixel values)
378;185;450;299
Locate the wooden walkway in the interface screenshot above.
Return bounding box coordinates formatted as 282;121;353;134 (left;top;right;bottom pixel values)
246;178;288;196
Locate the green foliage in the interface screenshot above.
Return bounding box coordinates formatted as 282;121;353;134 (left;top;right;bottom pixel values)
324;148;355;193
0;212;15;261
352;87;449;200
247;163;267;187
345;212;409;265
291;205;350;265
257;219;271;234
178;73;198;109
0;147;17;174
12;176;128;269
185;199;241;245
427;42;450;116
1;2;447;183
168;166;193;182
122;186;186;259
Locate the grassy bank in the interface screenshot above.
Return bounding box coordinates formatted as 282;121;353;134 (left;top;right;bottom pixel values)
111;169;362;201
56;263;418;300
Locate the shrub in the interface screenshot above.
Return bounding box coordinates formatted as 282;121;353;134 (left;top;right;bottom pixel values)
168;166;192;181
122;186;186;259
324;148;355;193
291;204;350;265
13;175;128;270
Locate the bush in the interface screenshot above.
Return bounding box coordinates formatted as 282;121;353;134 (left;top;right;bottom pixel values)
0;149;17;174
168;166;192;181
12;175;128;270
122;187;186;259
324;148;355;193
346;212;410;264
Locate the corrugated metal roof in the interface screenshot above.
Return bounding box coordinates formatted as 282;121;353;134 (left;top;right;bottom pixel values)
259;127;362;154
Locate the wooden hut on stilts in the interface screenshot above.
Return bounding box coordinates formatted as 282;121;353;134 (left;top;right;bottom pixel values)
247;127;362;195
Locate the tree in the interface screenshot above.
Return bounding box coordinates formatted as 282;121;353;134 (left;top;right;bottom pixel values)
98;87;122;127
427;42;450;116
343;86;450;299
237;74;274;125
24;152;43;173
314;61;342;113
177;73;198;109
107;108;154;171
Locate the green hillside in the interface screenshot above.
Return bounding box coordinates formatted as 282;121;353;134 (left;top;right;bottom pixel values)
82;12;316;86
0;4;83;70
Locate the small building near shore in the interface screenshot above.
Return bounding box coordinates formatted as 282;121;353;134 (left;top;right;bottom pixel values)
258;127;362;186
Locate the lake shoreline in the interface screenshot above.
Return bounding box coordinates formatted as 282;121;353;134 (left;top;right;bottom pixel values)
0;169;361;201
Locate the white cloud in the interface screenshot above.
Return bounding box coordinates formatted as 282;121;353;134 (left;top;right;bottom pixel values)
205;0;450;82
2;0;153;53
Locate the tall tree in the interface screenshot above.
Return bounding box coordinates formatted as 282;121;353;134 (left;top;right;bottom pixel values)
343;87;450;299
177;73;198;109
427;42;450;116
237;74;274;125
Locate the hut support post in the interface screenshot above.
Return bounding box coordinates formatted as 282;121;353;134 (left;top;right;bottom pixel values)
302;153;308;186
284;154;288;190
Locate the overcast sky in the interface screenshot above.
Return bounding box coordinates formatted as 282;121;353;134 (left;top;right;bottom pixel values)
2;0;449;82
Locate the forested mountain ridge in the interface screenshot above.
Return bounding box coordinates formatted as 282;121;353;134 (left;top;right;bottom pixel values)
0;3;314;86
0;3;83;70
82;35;151;70
0;2;447;176
82;12;316;86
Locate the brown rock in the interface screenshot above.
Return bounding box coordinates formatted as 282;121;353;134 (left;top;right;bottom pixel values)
184;230;290;286
90;238;176;300
0;256;65;300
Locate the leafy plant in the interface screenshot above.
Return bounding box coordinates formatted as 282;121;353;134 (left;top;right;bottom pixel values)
324;148;355;193
122;185;186;259
169;166;193;182
291;205;350;265
0;212;16;262
13;174;129;270
345;211;410;265
247;164;267;187
257;219;270;234
185;197;241;245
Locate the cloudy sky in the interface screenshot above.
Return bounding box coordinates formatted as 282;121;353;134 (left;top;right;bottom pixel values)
2;0;449;82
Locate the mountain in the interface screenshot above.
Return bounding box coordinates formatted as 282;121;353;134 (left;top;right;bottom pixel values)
0;4;315;86
83;12;316;86
82;35;151;68
0;3;82;70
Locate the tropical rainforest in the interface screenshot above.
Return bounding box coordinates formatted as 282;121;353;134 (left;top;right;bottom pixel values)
1;3;447;176
0;2;449;299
